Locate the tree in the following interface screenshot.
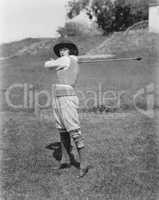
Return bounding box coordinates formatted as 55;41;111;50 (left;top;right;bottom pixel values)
90;0;148;34
90;0;115;34
66;0;148;35
113;0;148;29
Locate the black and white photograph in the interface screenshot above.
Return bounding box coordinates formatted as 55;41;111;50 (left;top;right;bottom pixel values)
0;0;159;199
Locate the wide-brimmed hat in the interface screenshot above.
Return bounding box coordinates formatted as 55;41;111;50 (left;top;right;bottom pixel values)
53;37;79;57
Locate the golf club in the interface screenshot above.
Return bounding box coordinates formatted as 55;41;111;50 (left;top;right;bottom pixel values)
79;56;142;63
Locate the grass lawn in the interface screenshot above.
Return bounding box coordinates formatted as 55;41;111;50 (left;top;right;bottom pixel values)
1;110;159;200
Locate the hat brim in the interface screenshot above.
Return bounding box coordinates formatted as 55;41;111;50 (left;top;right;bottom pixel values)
54;43;79;57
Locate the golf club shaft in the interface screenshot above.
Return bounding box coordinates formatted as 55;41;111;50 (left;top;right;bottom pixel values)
79;57;142;63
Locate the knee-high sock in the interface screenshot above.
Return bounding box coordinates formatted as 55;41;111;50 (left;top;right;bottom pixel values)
60;132;71;162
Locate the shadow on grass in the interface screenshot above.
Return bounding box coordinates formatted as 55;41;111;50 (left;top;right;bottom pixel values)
46;142;61;161
45;142;80;169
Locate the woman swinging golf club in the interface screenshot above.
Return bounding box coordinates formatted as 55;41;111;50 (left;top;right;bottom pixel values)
44;38;88;178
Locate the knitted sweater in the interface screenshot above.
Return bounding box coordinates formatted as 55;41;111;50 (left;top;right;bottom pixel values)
44;55;79;96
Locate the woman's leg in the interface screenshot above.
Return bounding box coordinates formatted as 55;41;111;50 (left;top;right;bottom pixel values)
69;129;88;177
59;130;71;166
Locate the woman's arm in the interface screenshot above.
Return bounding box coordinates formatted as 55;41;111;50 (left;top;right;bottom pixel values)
44;56;70;70
44;59;58;68
77;54;115;64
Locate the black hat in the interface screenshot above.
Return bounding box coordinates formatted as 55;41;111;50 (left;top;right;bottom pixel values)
53;37;79;57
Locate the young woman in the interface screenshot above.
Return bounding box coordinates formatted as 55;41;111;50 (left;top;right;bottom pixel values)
44;38;88;178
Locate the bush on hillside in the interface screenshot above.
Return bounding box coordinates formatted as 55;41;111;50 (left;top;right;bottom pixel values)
67;0;148;35
91;0;148;34
113;0;148;31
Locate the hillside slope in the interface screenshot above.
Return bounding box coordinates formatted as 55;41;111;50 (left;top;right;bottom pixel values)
1;29;158;60
0;36;106;59
87;29;159;58
0;38;42;57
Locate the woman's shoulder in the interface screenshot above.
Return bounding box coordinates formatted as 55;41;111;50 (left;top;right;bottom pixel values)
70;55;78;62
